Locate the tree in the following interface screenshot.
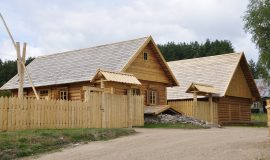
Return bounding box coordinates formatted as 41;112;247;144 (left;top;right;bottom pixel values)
248;59;257;78
0;57;35;97
243;0;270;80
158;39;234;61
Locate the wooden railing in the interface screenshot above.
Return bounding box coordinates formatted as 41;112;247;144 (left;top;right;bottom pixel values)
168;100;218;124
0;92;144;131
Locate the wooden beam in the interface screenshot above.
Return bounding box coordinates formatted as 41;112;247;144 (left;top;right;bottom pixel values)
21;62;39;100
21;43;26;97
16;42;23;99
0;13;16;49
82;86;104;92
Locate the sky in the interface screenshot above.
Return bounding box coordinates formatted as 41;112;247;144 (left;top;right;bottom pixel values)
0;0;259;61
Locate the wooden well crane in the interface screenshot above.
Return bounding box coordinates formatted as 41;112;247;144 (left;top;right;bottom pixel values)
0;13;39;99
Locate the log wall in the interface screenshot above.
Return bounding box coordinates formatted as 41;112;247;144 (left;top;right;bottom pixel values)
217;96;252;124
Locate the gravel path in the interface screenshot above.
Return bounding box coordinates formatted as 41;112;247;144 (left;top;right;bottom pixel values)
29;127;270;160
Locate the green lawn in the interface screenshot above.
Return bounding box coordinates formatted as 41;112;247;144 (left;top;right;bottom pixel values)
0;128;135;159
140;123;206;129
251;113;268;123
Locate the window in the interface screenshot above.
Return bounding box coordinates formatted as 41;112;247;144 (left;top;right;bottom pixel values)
148;90;157;105
60;90;68;100
39;90;48;96
143;52;148;60
131;88;140;95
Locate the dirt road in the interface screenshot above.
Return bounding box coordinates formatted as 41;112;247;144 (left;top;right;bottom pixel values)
31;127;270;160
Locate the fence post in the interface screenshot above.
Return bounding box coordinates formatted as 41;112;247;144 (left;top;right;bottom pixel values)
266;100;270;137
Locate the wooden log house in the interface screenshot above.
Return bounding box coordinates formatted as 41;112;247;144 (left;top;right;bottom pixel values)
1;36;179;107
167;53;261;124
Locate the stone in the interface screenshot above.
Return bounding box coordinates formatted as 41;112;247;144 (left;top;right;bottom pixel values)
144;114;211;128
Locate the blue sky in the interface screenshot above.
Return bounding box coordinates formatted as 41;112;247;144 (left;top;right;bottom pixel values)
0;0;258;61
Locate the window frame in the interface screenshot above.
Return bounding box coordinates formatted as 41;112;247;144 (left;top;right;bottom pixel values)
143;52;148;60
148;90;157;105
59;90;68;100
131;88;141;96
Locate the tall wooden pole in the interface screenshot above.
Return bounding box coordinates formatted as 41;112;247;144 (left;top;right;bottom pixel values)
0;13;16;48
16;42;23;98
0;13;40;99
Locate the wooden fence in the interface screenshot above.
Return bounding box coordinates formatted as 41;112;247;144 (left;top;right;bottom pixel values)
168;100;218;124
0;92;144;131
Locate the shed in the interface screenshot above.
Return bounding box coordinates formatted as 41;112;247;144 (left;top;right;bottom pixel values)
167;53;260;124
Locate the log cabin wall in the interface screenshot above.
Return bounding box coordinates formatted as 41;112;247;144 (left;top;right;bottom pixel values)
12;81;91;101
104;80;167;105
217;96;252;124
140;80;167;105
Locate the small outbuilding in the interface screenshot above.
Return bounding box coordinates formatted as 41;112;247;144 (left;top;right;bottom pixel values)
167;53;260;125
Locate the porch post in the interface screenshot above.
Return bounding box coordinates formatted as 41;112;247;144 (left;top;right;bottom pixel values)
101;78;106;128
208;93;213;124
193;92;197;117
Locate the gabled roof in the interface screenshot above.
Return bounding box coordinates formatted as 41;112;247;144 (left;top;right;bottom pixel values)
144;105;181;115
186;83;217;95
167;53;260;100
91;69;141;85
1;36;178;90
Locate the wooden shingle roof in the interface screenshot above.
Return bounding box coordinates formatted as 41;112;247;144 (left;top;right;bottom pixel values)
1;37;149;90
1;36;178;90
167;53;260;100
186;83;217;95
91;69;141;85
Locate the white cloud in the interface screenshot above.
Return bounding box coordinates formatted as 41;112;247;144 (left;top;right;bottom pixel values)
0;0;259;61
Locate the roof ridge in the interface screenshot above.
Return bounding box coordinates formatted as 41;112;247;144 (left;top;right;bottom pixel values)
98;69;135;76
191;82;214;87
167;52;242;63
37;36;150;59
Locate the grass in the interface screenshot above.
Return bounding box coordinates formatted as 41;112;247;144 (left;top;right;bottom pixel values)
0;128;135;160
140;123;206;129
251;113;268;123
